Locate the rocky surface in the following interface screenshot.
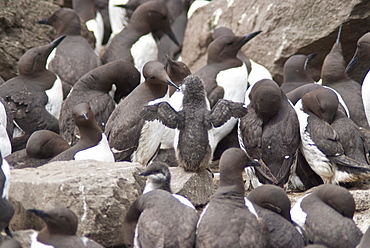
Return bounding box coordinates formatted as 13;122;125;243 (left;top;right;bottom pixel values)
182;0;370;84
0;0;95;81
6;160;214;247
0;0;58;80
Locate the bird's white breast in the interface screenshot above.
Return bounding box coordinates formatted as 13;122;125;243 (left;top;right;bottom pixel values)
1;158;10;199
86;11;104;55
132;96;169;165
173;194;195;209
244;197;259;219
213;64;249;146
362;71;370;126
294;100;334;184
0;123;11;158
30;231;54;248
74;134;115;162
247;59;272;87
290;194;309;228
131;33;158;81
45;74;63;119
108;0;128;40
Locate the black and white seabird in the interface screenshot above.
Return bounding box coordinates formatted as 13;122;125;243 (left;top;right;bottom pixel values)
247;185;306;248
194;30;262;158
38;8;101;98
290;184;362;248
281;54;316;94
139;162;195;208
72;0;107;54
346;31;370;127
123;189;199;248
28;206;104;248
0;36;66;151
59;60;140;146
321;25;369;129
152;57;191;166
196;148;267;247
101;1;179;75
286;83;350;190
294;87;370;184
141;75;247;171
105;61;177;164
0;151;14;238
211;27;272;87
195;30;261;108
50;103;114;162
158;56;191;151
238;79;300;188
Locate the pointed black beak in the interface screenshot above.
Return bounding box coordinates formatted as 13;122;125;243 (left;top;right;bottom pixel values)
165;79;180;90
345;53;358;73
27;209;51;219
114;4;136;10
240;30;262;46
50;35;66;48
164;27;180;47
37;18;51;25
304;53;317;70
336;24;343;45
307;53;317;63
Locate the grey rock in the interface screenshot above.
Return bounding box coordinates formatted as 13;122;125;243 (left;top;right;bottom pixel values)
8;160;214;247
182;0;370;84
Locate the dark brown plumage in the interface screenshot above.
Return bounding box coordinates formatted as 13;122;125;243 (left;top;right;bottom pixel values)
28;207;104;248
38;8;101;98
239;79;300;187
59;60;140;146
196;148;268;247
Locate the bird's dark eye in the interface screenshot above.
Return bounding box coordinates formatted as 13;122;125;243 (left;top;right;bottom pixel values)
226;42;233;46
150;76;155;79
